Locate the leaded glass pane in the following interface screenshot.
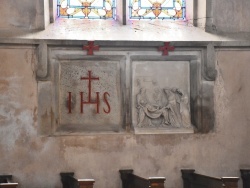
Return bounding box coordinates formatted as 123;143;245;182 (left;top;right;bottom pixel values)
129;0;185;20
57;0;116;19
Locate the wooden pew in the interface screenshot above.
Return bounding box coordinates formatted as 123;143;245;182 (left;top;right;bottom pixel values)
240;169;250;188
60;172;95;188
181;169;239;188
119;169;166;188
0;175;18;188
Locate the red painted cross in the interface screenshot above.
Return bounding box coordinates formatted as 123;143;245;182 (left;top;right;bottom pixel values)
83;41;99;55
158;42;175;56
81;70;99;102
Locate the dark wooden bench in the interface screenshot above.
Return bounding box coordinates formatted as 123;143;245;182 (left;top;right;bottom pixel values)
240;169;250;188
0;175;18;188
181;169;239;188
119;169;166;188
60;172;95;188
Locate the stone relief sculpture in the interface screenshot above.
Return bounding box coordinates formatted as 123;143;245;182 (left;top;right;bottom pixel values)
136;88;162;127
163;88;183;127
136;86;192;128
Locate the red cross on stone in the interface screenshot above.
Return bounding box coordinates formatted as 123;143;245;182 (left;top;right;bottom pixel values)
83;41;99;55
158;42;175;56
81;70;99;102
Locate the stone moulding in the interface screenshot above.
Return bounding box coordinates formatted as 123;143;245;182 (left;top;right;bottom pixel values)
37;42;48;79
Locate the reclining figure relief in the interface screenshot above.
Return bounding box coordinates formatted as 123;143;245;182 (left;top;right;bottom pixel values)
136;87;191;128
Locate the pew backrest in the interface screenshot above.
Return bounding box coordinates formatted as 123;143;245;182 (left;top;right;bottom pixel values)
119;169;165;188
181;169;239;188
240;169;250;188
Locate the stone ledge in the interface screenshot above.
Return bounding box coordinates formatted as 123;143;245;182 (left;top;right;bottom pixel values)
0;18;249;42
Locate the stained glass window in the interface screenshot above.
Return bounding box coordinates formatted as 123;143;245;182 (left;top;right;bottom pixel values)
57;0;116;19
129;0;185;20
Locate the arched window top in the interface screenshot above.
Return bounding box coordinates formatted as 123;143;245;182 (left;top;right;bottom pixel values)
129;0;185;20
57;0;116;19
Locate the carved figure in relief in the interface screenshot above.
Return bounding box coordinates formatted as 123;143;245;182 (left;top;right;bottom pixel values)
163;88;182;127
136;88;148;126
152;87;162;107
136;86;191;128
136;88;162;127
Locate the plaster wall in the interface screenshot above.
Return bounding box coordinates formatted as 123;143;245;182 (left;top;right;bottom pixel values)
212;0;250;33
196;0;206;28
44;0;50;27
0;46;250;188
0;0;48;30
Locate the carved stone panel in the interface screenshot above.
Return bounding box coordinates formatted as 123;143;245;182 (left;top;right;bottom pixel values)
132;61;194;134
57;60;122;132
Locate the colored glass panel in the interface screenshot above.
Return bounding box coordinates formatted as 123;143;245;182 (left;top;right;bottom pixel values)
57;0;116;19
129;0;185;20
